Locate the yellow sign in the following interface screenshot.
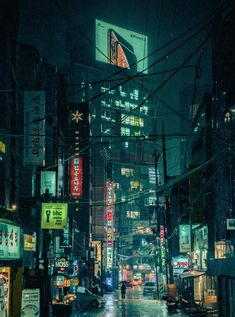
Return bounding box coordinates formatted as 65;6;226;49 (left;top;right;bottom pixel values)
41;203;68;229
71;278;79;287
0;141;6;154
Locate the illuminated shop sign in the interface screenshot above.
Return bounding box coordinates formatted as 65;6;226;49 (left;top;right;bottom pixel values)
179;224;191;253
54;257;69;268
41;203;68;229
96;20;148;73
172;255;189;275
105;180;114;268
107;247;113;269
0;140;6;154
23;90;45;166
227;219;235;230
21;289;40;317
70;156;83;198
40;171;56;197
106;207;114;247
23;233;36;252
60;216;72;248
0;222;21;259
0;268;10;317
106;180;114;205
160;225;166;270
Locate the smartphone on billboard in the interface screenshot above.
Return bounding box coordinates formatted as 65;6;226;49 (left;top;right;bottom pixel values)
107;29;132;69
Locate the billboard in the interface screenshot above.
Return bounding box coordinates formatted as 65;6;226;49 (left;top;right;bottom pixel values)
0;223;21;259
40;171;56;197
70;156;83;198
227;218;235;230
96;19;148;73
23;90;45;166
21;289;40;317
23;234;36;252
41;203;68;229
179;224;191;253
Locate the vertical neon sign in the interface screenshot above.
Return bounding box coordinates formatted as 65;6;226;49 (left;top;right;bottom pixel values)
106;180;114;269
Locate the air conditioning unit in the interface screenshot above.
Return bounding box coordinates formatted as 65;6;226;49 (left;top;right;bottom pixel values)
226;219;235;230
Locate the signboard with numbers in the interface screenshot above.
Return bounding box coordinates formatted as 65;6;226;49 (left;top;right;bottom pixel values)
41;203;68;229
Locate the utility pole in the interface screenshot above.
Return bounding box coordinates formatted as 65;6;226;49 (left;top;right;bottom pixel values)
100;240;104;296
162;121;169;286
153;147;161;300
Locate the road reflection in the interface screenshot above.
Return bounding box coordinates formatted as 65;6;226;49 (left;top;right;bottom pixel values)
76;286;187;317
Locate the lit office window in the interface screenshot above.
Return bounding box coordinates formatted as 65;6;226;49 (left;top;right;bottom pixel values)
121;127;130;136
126;211;140;219
121;168;134;177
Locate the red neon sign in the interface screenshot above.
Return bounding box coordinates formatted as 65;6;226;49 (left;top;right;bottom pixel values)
70;156;83;198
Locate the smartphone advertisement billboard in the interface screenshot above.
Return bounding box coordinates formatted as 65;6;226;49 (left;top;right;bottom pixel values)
96;19;148;73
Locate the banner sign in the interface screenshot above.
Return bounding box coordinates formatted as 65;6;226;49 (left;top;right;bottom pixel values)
21;289;40;317
179;224;191;253
70;156;83;198
0;278;5;317
172;255;189;275
160;225;166;270
107;247;113;269
41;203;68;229
23;234;36;252
105;179;114;269
106;207;114;247
60;216;72;248
23;90;45;166
40;171;56;197
0;223;21;259
106;180;114;205
96;19;148;73
0;269;9;317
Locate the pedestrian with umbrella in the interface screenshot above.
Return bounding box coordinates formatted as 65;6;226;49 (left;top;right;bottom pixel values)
120;281;126;299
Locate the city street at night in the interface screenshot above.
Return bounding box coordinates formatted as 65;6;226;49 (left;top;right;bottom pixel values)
0;0;235;316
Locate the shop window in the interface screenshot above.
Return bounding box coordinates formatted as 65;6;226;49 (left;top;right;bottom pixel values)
215;240;234;259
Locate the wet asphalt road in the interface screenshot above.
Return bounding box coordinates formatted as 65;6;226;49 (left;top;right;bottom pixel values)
72;286;187;317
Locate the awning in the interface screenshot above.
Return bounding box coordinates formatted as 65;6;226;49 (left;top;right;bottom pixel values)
179;270;205;279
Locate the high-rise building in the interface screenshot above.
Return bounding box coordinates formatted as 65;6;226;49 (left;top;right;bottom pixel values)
65;20;157;286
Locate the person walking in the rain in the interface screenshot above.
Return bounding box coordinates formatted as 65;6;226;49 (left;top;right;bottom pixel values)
121;282;126;299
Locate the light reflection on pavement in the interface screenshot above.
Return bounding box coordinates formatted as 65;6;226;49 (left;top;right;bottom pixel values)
76;286;187;317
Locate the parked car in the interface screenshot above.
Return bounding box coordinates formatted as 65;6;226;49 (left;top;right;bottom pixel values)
76;286;106;308
143;282;157;295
